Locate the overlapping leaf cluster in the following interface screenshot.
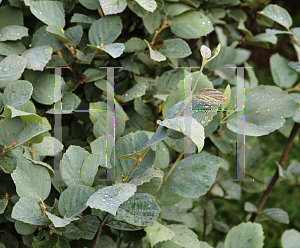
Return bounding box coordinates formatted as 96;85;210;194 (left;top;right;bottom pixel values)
0;0;300;248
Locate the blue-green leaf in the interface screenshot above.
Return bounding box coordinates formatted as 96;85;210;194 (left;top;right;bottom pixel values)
30;1;65;28
259;4;292;28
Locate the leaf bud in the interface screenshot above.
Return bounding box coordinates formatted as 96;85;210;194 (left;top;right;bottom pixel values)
200;45;211;59
214;43;222;55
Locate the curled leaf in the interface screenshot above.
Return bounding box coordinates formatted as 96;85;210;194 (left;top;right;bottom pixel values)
215;43;222;55
195;88;227;105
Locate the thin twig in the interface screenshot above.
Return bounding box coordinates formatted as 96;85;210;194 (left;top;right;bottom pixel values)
124;158;141;183
0;147;9;157
151;14;169;47
92;150;147;247
176;45;221;117
287;27;300;46
72;62;77;84
285;82;300;93
142;98;158;103
117;233;123;248
64;44;76;59
57;50;73;72
176;64;205;117
27;141;35;160
0;140;17;157
92;212;110;248
203;183;214;241
249;123;300;222
162;139;192;185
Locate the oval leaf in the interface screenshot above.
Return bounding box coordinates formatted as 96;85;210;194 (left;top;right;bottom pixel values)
86;183;137;216
100;0;127;15
172;152;222;198
259;4;292;28
0;55;27;88
281;229;300;248
30;1;65;28
270;53;298;88
114;193;160;226
3;80;33;108
159;38;192;58
12;197;49;226
157;116;204;153
22;46;52;71
58;185;95;218
89;16;122;46
224;222;264;248
11;160;51;201
227;86;298;136
0;25;28;41
170;11;214;39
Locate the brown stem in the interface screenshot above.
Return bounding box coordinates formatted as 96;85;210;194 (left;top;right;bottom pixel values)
117;233;123;248
203;183;214;241
27;142;35;160
285;82;300;93
64;44;76;59
0;149;8;157
62;44;78;80
287;27;300;46
72;62;77;84
92;152;146;247
250;122;300;222
162;139;192;185
0;141;16;157
57;50;73;72
142;98;158;103
92;212;110;248
62;43;79;83
124;158;141;183
150;15;169;47
40;200;46;217
124;148;150;183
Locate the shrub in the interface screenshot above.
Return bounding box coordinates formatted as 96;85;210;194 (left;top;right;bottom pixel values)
0;0;300;248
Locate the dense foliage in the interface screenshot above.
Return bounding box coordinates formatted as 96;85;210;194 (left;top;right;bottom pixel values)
0;0;300;247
